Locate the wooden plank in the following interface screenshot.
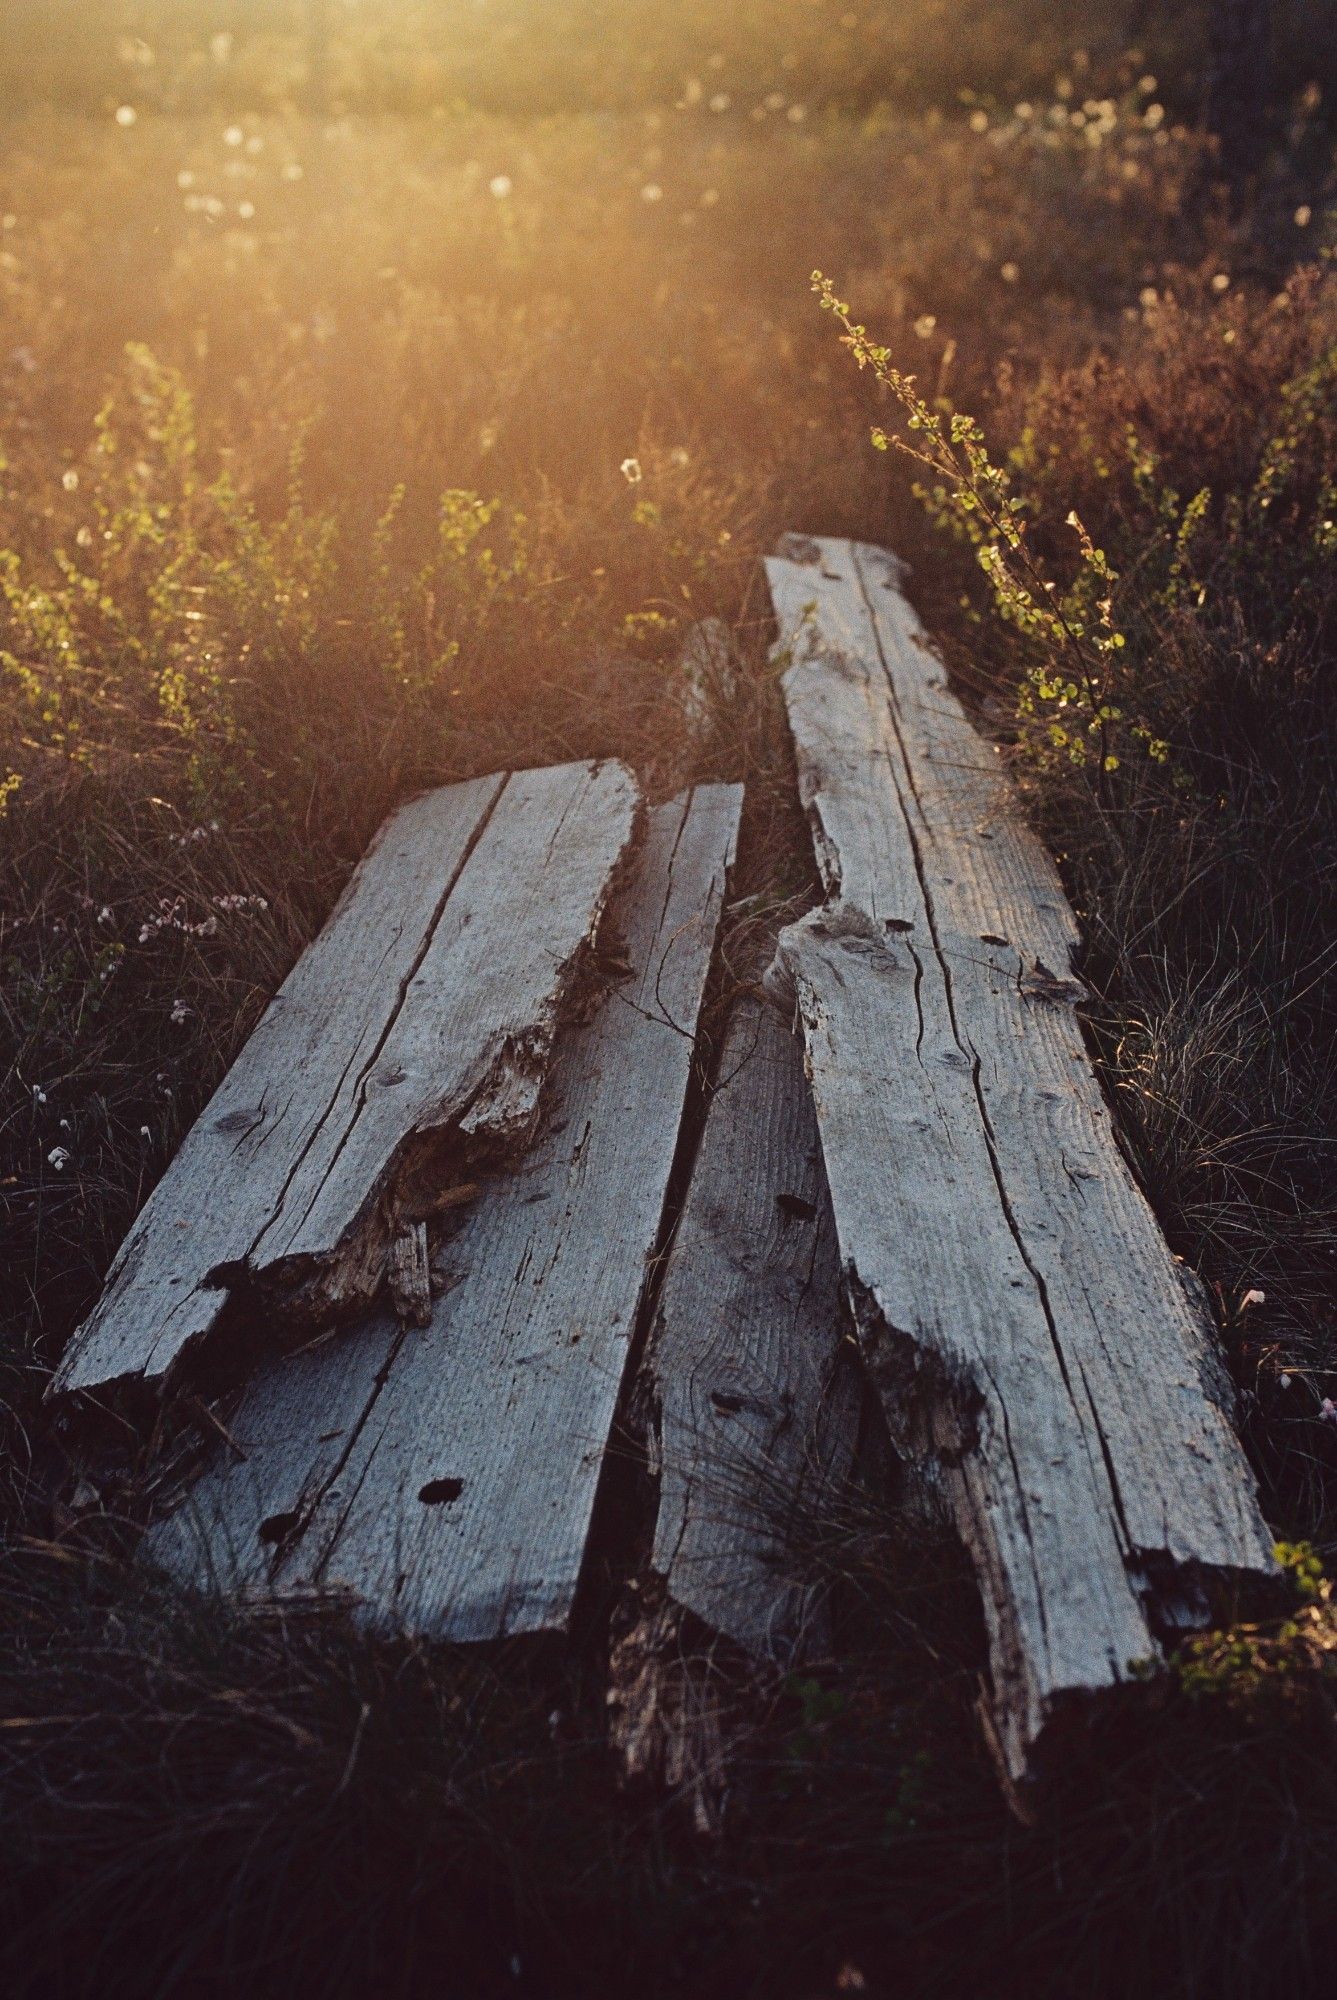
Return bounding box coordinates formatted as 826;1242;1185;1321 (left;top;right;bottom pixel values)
146;786;744;1641
643;998;859;1665
765;536;1275;1781
53;760;639;1400
52;773;504;1400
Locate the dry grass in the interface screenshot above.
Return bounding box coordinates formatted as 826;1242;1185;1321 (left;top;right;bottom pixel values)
2;8;1337;1996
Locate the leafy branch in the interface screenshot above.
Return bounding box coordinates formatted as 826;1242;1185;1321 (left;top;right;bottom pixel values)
813;271;1158;793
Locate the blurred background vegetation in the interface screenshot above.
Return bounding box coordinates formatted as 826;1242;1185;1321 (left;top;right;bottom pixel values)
1;6;1335;1997
0;1;1334;119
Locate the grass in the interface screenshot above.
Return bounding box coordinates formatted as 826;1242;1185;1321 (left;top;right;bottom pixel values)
1;5;1337;1994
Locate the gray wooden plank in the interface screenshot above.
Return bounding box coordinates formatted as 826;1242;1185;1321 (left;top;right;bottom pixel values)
645;998;859;1665
765;535;1275;1780
52;772;505;1399
54;760;639;1400
146;786;744;1641
144;1315;402;1597
249;758;642;1282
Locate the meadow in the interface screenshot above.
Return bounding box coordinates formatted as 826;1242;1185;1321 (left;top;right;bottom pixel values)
1;5;1336;1995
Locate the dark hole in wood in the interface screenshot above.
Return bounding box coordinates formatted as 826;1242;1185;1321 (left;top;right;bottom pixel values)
258;1510;300;1544
980;932;1010;946
775;1191;817;1222
711;1391;745;1415
419;1477;465;1505
884;917;915;932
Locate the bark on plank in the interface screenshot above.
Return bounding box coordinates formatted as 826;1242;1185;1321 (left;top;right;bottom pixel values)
765;535;1275;1781
643;998;859;1664
53;760;638;1400
146;786;743;1641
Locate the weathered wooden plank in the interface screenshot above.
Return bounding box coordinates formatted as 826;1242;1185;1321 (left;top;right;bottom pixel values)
643;998;859;1664
248;760;642;1286
765;536;1275;1781
53;760;639;1400
52;773;503;1400
146;786;744;1641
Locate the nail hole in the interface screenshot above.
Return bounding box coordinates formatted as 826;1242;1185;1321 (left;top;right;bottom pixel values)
775;1191;817;1222
884;917;915;932
258;1510;300;1544
711;1391;745;1415
419;1477;464;1505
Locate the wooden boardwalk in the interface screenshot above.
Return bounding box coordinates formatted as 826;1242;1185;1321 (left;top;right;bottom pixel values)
55;542;1275;1794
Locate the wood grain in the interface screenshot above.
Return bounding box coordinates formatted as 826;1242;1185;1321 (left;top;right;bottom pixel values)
765;535;1275;1779
54;761;638;1400
644;998;859;1664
